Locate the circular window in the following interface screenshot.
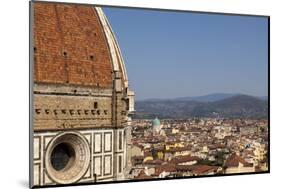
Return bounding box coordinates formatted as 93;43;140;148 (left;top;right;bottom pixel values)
50;143;75;171
45;132;90;184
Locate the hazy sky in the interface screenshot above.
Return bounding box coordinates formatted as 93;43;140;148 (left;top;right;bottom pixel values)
104;7;268;100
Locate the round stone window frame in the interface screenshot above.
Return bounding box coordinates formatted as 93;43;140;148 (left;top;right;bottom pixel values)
45;131;91;184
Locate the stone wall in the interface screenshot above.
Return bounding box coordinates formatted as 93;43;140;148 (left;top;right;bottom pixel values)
34;94;113;131
33;83;129;131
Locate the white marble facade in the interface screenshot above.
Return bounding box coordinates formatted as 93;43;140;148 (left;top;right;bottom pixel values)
33;128;126;186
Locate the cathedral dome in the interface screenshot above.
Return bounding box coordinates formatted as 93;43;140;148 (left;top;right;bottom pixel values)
32;2;135;186
33;2;128;89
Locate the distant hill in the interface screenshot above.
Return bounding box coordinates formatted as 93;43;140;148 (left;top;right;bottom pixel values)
133;94;268;119
140;93;237;102
258;96;268;100
140;93;268;102
173;93;240;102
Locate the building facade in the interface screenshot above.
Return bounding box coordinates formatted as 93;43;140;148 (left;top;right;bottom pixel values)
31;2;134;187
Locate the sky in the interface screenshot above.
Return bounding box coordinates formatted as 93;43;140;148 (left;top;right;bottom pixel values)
103;7;268;100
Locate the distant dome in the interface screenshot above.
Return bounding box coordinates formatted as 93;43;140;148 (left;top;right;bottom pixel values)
152;117;161;127
152;117;161;133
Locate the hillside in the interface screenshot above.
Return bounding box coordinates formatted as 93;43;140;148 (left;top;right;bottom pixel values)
133;94;268;119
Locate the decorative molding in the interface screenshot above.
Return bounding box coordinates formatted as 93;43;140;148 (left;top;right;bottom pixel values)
104;132;112;153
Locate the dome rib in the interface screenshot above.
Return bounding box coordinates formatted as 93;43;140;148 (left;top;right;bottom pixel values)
95;7;128;88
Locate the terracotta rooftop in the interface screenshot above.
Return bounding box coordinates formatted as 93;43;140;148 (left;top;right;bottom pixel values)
175;164;218;175
33;2;119;88
224;153;253;168
143;159;164;165
134;170;154;180
170;155;200;164
153;163;177;176
166;146;192;153
191;165;219;175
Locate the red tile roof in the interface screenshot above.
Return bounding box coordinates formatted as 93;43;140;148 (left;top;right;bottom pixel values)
191;165;219;175
170;155;200;164
224;153;253;167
